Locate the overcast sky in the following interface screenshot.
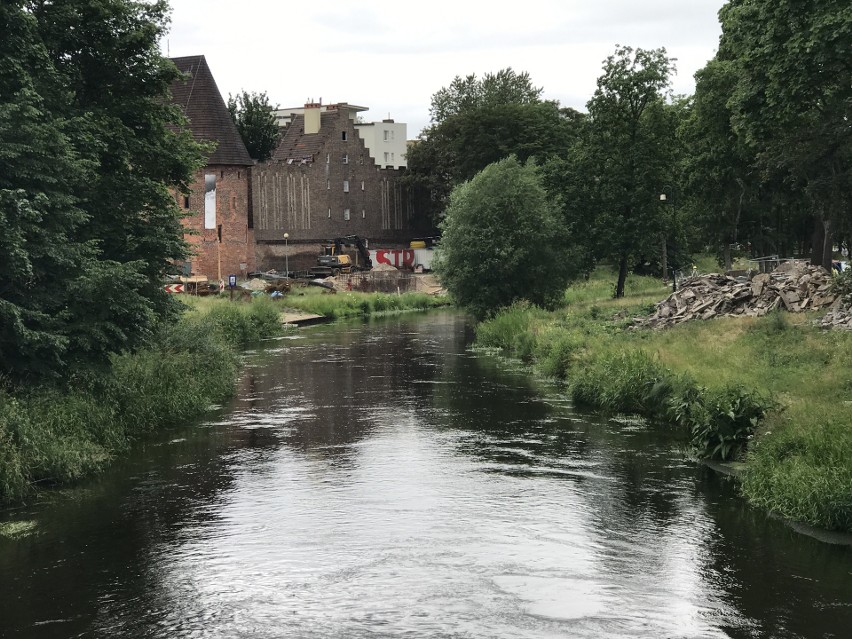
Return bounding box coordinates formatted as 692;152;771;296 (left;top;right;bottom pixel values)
161;0;726;138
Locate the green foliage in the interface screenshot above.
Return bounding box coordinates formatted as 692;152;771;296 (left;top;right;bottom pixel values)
669;384;775;461
428;68;543;124
0;0;206;381
406;68;583;225
571;350;671;416
718;0;852;267
743;415;852;532
829;269;852;306
280;290;447;319
227;90;279;161
0;299;282;503
435;156;581;319
546;46;677;299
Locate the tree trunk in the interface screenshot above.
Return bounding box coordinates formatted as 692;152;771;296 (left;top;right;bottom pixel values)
821;217;833;269
723;240;732;271
616;253;628;298
661;235;667;282
811;214;833;269
810;214;824;266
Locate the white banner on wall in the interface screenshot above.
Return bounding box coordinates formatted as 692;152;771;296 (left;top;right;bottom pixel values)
204;174;216;229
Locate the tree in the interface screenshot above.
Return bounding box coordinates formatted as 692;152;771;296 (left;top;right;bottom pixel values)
719;0;852;268
228;90;279;162
406;69;581;226
0;0;205;380
434;156;580;319
429;68;543;124
581;46;676;297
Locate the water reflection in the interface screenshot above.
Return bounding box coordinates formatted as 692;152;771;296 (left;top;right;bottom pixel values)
1;312;850;638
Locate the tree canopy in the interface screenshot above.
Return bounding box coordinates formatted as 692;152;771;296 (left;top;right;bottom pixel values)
717;0;852;268
406;68;583;226
434;156;580;319
559;46;677;297
228;90;279;162
0;0;204;380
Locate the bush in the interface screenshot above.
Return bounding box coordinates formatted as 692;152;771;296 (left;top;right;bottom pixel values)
0;298;282;504
570;350;672;416
669;384;775;461
742;416;852;531
435;156;583;319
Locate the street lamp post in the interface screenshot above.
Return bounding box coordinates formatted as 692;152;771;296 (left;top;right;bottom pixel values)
283;233;289;278
660;188;676;292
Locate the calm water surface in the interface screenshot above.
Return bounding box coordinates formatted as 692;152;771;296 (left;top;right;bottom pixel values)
1;312;850;638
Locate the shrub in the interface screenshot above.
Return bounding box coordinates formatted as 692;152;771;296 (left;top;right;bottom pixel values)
669;383;775;461
571;349;671;415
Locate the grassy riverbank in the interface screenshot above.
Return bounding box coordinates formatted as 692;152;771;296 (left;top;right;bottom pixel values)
281;288;449;319
0;291;451;505
0;299;282;504
475;267;852;532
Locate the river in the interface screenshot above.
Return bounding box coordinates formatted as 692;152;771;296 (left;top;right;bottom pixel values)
1;312;850;638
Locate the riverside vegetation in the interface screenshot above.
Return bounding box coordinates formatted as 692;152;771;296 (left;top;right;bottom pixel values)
0;292;448;505
475;266;852;533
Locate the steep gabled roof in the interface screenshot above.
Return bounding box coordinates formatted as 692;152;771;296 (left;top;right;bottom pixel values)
169;55;253;166
273;112;344;163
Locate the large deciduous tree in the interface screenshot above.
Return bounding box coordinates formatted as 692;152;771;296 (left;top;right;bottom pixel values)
0;0;204;380
434;156;580;319
228;90;279;162
719;0;852;268
581;46;676;297
406;68;582;226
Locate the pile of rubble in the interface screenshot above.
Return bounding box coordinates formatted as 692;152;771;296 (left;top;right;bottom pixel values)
634;261;839;329
815;307;852;330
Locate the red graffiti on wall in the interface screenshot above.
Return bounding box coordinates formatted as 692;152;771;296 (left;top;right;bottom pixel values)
373;249;415;269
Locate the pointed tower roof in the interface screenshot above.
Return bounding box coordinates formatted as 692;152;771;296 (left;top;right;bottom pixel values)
169;55;253;166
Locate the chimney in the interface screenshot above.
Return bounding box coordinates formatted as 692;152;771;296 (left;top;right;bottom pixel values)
304;99;321;134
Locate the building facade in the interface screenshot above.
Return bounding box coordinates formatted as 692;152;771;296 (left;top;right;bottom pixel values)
253;102;419;270
169;55;256;282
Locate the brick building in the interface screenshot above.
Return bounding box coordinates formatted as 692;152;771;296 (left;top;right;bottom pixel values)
253;102;425;271
169;55;256;282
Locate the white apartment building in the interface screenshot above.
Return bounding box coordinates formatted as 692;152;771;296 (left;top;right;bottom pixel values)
273;102;407;170
354;119;408;170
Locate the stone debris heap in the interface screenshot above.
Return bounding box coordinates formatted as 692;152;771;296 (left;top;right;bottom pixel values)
635;261;838;329
815;307;852;330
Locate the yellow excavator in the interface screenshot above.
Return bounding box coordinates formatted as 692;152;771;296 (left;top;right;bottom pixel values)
310;236;373;277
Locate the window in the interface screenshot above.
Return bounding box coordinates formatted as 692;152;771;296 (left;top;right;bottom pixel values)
327;179;330;190
360;181;365;191
344;208;350;221
343;180;349;193
326;154;330;164
327;208;331;218
383;129;394;141
384;152;390;164
342;154;349;164
362;209;366;219
341;131;347;141
220;170;224;179
182;195;190;209
237;171;241;179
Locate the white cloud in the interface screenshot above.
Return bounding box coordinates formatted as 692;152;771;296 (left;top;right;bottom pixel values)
162;0;724;137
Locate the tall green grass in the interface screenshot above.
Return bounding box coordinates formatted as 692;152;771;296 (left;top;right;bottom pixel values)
475;264;852;531
0;299;281;504
282;290;447;319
